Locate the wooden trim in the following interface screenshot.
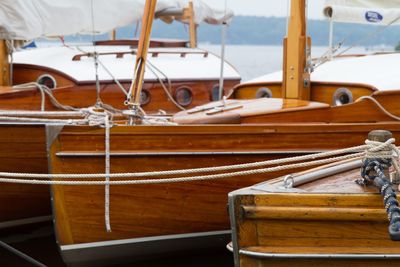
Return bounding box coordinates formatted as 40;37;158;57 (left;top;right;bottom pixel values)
241;206;387;221
0;41;10;86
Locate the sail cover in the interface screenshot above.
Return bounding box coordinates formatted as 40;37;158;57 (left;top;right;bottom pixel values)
324;0;400;25
0;0;234;40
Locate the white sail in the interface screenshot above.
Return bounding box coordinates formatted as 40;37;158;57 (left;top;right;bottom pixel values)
0;0;234;40
190;1;234;25
324;0;400;25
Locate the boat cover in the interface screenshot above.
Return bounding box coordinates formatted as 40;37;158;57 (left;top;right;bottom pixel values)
324;0;400;25
0;0;233;40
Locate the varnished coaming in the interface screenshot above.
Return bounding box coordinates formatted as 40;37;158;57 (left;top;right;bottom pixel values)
231;80;377;106
173;95;400;124
6;68;239;113
49;123;400;249
230;167;400;266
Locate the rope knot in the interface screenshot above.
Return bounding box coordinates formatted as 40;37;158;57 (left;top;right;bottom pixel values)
360;138;400;183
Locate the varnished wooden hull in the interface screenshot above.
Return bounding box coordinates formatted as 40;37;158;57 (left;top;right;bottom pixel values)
48;123;400;264
229;166;400;266
0;124;51;227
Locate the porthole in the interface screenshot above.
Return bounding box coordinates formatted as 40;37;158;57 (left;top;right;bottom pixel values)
256;87;273;98
332;87;353;106
175;87;193;106
211;84;221;101
140;89;151;106
37;74;57;89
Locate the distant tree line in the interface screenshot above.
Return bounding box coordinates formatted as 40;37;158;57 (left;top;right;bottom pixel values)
63;16;400;48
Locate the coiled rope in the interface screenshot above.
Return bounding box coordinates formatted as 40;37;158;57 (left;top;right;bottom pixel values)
360;138;400;241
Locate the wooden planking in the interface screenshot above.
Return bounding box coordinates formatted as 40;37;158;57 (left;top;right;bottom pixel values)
232;172;400;266
0;125;51;222
50;122;400;246
241;206;387;221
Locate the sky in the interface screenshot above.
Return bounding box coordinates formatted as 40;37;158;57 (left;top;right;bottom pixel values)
199;0;327;20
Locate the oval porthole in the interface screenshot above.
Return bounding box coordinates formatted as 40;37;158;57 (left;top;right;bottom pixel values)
140;89;151;106
37;74;57;89
175;87;193;106
332;87;353;106
211;85;221;101
256;87;273;98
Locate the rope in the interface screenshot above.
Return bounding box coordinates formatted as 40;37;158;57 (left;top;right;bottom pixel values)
0;143;375;179
0;139;397;186
145;60;185;111
104;114;111;232
13;83;79;111
360;140;400;241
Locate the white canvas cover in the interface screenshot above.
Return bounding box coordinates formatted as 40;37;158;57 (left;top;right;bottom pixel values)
324;0;400;25
187;1;234;25
0;0;234;40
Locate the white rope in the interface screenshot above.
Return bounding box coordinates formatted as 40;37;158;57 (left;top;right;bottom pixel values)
104;114;111;232
0;153;363;185
0;116;87;124
0;110;86;117
0;143;374;179
0;139;397;186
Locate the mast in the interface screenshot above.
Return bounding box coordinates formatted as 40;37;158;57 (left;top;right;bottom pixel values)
182;1;197;48
0;41;10;86
126;0;157;122
282;0;310;100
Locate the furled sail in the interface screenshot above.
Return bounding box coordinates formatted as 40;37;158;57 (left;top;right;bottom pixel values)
0;0;234;40
187;1;234;25
324;0;400;25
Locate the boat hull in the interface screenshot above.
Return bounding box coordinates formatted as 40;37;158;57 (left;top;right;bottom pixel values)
228;169;400;266
47;123;400;264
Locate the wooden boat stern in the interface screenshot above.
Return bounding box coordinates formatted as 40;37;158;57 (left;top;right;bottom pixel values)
229;156;400;266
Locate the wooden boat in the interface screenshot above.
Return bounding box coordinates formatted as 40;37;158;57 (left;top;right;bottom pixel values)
0;0;237;229
2;0;400;264
228;130;400;266
42;1;400;265
0;0;240;114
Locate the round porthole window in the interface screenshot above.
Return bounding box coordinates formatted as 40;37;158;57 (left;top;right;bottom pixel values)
140;89;151;106
332;87;353;106
37;74;57;89
175;87;193;106
256;87;273;98
211;85;221;101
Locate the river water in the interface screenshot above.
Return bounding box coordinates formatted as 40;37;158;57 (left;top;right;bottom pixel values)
201;44;371;82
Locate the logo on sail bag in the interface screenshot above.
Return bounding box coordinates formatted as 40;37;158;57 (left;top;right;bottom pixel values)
365;11;383;23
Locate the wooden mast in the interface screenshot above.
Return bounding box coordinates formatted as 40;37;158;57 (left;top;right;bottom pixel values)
282;0;310;100
187;1;197;48
0;41;10;86
127;0;157;120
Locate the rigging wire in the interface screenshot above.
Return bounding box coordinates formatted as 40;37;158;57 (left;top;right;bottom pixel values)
218;0;228;100
90;0;103;107
314;14;400;70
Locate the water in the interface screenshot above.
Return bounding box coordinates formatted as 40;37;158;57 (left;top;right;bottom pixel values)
200;44;371;82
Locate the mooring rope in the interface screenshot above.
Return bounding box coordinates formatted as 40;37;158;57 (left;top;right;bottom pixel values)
0;138;397;186
0;140;393;180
